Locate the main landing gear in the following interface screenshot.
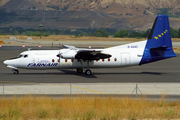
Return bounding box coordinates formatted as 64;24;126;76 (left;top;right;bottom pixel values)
85;60;92;75
76;68;92;75
85;69;91;75
76;60;92;75
76;68;83;73
12;69;19;74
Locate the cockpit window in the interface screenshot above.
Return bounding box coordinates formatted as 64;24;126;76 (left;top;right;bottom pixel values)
9;54;23;60
18;54;23;58
9;54;28;60
24;55;28;58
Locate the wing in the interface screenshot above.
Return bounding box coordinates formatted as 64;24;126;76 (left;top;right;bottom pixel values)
62;45;77;50
60;45;111;60
75;49;111;60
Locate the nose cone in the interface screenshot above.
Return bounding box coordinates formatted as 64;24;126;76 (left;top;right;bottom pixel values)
3;60;8;65
3;60;11;65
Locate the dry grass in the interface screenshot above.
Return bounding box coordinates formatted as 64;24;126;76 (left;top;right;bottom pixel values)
0;35;144;42
0;95;180;120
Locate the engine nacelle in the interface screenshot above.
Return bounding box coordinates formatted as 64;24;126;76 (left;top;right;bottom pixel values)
61;50;77;59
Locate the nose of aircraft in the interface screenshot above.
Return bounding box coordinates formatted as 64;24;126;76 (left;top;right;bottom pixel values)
3;60;8;65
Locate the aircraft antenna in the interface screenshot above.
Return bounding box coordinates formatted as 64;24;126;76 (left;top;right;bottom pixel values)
28;48;32;51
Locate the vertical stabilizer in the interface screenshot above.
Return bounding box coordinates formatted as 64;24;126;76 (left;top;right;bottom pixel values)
147;15;172;48
140;15;176;65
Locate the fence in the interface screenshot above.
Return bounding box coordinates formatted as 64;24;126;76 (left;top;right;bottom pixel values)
1;83;180;98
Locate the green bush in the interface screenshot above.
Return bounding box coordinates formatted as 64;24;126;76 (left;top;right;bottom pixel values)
136;37;142;39
93;29;109;37
114;30;128;38
142;29;151;38
44;33;49;37
129;32;143;38
170;27;178;38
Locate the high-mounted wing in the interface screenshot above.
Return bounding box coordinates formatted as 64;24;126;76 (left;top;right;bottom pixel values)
75;49;111;60
58;45;111;60
62;45;77;49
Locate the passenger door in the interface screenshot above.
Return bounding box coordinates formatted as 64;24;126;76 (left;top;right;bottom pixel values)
121;53;130;65
33;55;39;63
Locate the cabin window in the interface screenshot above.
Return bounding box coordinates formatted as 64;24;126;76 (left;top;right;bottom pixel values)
114;58;117;62
24;55;28;58
52;59;55;63
108;58;110;61
65;59;67;62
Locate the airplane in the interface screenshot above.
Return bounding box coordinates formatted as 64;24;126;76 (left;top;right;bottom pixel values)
3;15;176;75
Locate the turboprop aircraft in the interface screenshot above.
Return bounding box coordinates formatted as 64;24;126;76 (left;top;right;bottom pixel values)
3;15;176;75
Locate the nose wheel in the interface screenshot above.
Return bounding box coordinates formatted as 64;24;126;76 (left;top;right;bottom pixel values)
12;69;19;74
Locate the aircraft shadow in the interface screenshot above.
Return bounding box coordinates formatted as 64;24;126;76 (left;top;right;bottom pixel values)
60;70;97;78
93;72;164;75
10;71;164;77
6;70;97;78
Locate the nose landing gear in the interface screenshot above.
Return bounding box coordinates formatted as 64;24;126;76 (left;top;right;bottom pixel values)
12;69;19;74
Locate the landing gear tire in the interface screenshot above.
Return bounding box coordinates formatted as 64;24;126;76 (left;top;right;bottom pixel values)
76;68;83;73
12;69;19;74
85;69;91;75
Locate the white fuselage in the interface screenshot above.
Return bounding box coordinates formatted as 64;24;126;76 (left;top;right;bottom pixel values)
4;40;147;70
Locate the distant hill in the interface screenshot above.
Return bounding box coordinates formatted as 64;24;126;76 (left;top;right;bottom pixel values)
33;0;180;15
1;0;180;31
0;0;9;7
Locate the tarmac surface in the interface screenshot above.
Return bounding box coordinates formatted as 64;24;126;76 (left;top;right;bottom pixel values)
0;47;180;83
0;45;180;99
0;46;180;83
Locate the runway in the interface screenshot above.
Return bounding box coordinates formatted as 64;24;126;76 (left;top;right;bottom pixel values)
0;46;180;99
0;48;180;84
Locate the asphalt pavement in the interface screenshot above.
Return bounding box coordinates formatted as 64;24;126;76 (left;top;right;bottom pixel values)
0;46;180;100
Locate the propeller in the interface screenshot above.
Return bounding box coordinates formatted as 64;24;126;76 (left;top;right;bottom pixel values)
57;51;62;63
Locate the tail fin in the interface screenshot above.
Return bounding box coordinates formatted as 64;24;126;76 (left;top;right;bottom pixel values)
140;15;176;65
147;15;172;48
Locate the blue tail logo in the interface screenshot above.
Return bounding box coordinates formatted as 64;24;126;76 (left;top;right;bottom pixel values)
140;15;176;65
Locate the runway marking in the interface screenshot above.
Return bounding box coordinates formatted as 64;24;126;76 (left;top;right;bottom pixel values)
68;85;105;94
0;81;105;94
